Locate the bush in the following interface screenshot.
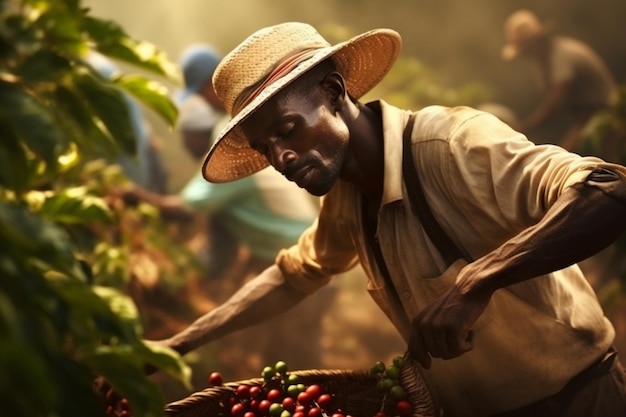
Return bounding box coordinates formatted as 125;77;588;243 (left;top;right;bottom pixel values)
0;1;190;416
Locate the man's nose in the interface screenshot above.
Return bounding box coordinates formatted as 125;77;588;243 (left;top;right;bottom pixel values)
268;143;297;172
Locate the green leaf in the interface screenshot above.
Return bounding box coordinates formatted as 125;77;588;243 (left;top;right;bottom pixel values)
73;69;137;156
115;74;178;126
0;202;85;279
0;80;68;168
0;340;57;416
2;13;41;56
52;355;107;417
19;49;73;83
39;187;113;224
84;346;168;417
0;123;30;193
52;84;121;158
93;286;142;335
140;341;192;388
50;278;129;342
83;16;179;80
29;0;86;56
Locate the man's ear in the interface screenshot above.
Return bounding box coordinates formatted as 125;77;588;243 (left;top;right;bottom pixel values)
321;71;347;111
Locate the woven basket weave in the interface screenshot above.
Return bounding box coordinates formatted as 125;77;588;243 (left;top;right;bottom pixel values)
165;352;436;417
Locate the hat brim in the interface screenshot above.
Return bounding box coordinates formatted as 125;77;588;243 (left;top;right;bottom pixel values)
202;28;402;183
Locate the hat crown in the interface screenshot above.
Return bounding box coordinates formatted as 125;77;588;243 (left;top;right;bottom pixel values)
213;22;330;116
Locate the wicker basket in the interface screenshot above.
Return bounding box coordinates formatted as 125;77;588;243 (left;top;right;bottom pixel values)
164;352;436;417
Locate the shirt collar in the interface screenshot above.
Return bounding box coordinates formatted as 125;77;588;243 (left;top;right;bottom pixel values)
365;99;412;206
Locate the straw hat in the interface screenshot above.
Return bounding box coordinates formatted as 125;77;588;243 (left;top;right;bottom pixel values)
501;10;549;61
202;22;402;183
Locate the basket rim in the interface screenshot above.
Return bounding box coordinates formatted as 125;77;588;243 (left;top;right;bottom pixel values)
165;353;436;417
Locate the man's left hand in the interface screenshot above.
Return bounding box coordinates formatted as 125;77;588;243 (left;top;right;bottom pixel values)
408;275;491;369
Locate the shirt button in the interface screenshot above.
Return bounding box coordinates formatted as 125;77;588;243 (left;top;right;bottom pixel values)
402;289;411;300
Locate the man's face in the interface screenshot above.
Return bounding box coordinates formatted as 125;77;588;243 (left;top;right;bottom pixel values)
240;85;349;196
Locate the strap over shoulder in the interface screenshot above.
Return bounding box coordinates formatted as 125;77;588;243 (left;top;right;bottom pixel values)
401;113;467;266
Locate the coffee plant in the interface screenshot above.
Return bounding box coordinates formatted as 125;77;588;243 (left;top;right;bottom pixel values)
0;1;191;416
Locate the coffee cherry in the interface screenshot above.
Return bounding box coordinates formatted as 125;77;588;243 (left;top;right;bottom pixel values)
269;403;284;417
259;399;272;415
267;388;283;403
317;394;332;409
305;384;322;399
282;397;296;412
250;385;263;399
231;403;245;417
275;360;288;374
389;385;406;400
380;378;395;392
262;366;276;380
370;361;386;375
396;399;412;416
385;365;400;380
208;371;223;386
392;356;405;368
287;384;301;398
308;407;322;417
296;392;313;407
236;384;251;400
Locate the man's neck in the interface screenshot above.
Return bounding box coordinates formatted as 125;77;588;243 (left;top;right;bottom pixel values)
340;101;385;209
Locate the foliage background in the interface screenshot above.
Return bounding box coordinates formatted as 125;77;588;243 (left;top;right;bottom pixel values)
0;1;191;416
85;0;626;161
3;1;626;415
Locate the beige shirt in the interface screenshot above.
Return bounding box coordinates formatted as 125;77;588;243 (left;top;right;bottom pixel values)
277;100;619;416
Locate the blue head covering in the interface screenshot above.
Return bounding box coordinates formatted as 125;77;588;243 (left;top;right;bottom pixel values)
178;44;222;103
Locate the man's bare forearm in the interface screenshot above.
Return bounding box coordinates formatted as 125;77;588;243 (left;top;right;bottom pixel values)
165;264;309;355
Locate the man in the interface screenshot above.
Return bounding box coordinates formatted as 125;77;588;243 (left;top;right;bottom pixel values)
160;23;626;416
501;9;617;157
128;44;332;375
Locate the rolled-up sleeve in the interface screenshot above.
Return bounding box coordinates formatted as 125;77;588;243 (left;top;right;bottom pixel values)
411;107;626;258
583;165;626;203
276;184;360;294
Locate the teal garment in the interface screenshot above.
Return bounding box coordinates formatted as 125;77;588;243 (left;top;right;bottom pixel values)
180;169;317;261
